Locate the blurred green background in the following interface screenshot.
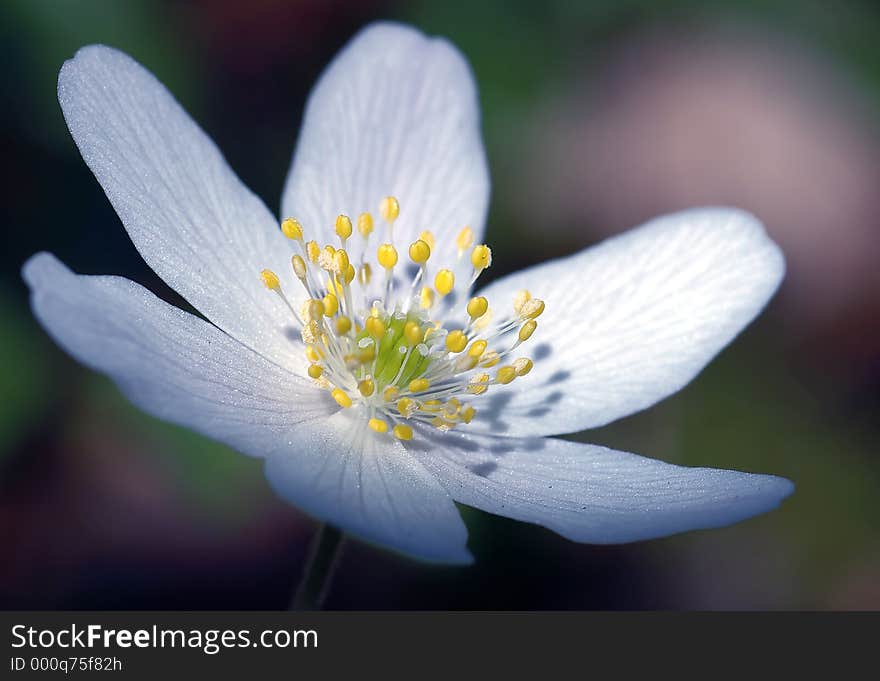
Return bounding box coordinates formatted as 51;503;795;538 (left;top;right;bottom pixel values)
1;0;878;609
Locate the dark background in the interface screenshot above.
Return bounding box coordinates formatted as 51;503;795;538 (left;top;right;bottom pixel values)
1;0;878;609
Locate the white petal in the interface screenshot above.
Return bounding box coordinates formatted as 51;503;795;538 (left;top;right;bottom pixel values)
410;428;794;544
265;411;472;564
473;208;784;436
23;253;332;457
282;22;489;263
58;46;302;370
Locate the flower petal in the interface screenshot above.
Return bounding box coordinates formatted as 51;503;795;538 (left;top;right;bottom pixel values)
57;46;301;369
473;208;784;436
23;253;333;457
410;428;794;544
265;411;472;564
282;22;489;262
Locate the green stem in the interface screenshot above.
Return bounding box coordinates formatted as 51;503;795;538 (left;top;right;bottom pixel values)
290;523;345;610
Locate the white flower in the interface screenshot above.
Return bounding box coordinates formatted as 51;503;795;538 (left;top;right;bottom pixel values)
24;22;792;564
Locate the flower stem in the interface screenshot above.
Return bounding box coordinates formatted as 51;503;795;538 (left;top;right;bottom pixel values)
290;523;345;610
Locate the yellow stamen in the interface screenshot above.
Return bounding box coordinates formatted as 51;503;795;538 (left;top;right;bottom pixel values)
358;378;375;397
519;320;537;342
521;298;545;319
368;418;388;433
323;293;339;317
377;243;398;269
380;196;400;223
456;226;474;255
434;269;455;296
365;316;386;339
392;424;413;441
335;214;353;240
445;330;467;353
331;389;352;408
409;378;430;393
471;244;492;271
281;218;303;240
260;269;280;290
357;212;374;237
497;366;517;384
468;339;488;357
307;364;323;379
408;239;431;264
513;289;532;315
306;240;320;263
404;321;423;346
467;296;488;319
291;254;307;280
335;316;352;335
513;357;533;376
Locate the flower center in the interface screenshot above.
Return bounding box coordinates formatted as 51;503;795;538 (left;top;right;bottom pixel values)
260;196;544;440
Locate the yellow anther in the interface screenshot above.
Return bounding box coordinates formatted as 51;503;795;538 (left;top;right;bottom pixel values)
396;397;415;417
306;240;320;262
513;289;532;315
423;399;442;411
291;254;307;280
344;263;356;284
357;345;376;363
456;226;474;254
357;212;374;237
358;378;375;397
335;316;352;335
420;286;435;309
383;386;399;402
467;296;489;320
334;248;350;274
497;366;517;384
468;374;490;394
445;329;468;353
404;321;423;346
379;196;400;223
419;230;435;250
301;320;321;344
305;345;322;362
467;339;488;357
260;269;280;290
377;243;398;269
409;378;430;393
307;364;324;379
322;293;339;317
306;299;324;321
368;418;388;434
471;244;492;270
408;239;431;264
281;218;303;240
434;269;455;296
513;357;534;376
393;424;413;441
331;389;352;408
461;405;476;423
519;320;537;342
480;350;500;368
521;298;545;319
319;244;337;271
365;316;386;339
335;214;352;240
359;263;372;286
